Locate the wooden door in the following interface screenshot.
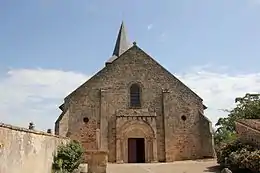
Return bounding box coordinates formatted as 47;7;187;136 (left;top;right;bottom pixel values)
128;138;137;163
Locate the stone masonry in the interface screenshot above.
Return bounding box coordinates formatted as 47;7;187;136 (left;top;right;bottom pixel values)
235;119;260;148
55;22;215;163
86;150;108;173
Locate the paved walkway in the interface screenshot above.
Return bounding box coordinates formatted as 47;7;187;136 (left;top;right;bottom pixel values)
107;159;220;173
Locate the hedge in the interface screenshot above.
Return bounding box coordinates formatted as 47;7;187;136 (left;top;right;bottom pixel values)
216;140;260;173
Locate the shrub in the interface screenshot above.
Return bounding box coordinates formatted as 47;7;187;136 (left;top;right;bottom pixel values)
216;140;245;166
229;148;252;169
216;139;260;173
52;140;84;173
241;150;260;173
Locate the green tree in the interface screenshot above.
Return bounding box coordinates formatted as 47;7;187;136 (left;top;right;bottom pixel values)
214;128;237;146
52;140;84;173
215;93;260;145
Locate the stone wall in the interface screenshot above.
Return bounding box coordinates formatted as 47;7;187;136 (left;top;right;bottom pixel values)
86;150;108;173
237;119;260;131
0;123;69;173
235;119;260;148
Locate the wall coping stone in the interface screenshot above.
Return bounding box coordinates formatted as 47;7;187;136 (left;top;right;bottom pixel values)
0;122;69;139
236;119;260;132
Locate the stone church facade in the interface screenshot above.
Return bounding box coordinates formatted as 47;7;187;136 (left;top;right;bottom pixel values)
55;22;215;163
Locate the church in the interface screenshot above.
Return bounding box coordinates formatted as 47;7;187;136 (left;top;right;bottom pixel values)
55;22;215;163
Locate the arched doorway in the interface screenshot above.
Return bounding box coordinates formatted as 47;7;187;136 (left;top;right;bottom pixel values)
116;120;157;163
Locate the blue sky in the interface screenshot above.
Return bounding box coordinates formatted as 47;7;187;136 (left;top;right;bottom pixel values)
1;0;260;131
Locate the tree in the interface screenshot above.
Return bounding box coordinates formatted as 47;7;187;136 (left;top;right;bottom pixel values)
52;140;84;173
215;93;260;145
214;128;237;146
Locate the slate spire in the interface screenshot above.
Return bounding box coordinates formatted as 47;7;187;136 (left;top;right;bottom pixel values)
106;21;132;64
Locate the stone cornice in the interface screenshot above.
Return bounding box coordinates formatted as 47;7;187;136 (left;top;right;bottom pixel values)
116;108;156;117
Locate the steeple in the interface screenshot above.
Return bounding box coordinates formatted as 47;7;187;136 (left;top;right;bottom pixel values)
106;21;132;64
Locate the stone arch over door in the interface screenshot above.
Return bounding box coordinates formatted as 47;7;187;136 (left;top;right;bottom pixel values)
116;119;157;163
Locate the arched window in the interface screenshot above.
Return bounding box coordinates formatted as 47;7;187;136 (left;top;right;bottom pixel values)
130;84;141;107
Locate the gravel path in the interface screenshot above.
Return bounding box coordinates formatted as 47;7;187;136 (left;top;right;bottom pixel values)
107;159;220;173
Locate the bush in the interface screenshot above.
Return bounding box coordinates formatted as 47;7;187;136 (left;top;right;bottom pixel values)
216;140;260;173
229;148;252;169
52;140;84;173
216;140;246;166
241;150;260;173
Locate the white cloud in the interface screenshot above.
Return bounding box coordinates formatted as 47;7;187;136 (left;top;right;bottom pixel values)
147;24;153;31
0;67;260;132
0;69;89;131
177;66;260;127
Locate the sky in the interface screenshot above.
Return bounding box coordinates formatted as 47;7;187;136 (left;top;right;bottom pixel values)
1;0;260;131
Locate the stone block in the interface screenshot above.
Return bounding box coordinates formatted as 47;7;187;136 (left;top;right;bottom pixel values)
86;150;108;173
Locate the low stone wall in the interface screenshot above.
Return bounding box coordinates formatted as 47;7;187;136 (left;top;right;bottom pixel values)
237;119;260;131
235;120;260;148
0;123;69;173
86;150;108;173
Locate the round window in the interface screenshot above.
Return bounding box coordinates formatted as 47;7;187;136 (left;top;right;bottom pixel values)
181;115;187;121
83;117;89;123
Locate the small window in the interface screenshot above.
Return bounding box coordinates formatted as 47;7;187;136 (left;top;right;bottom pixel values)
130;84;141;107
181;115;187;121
83;117;89;123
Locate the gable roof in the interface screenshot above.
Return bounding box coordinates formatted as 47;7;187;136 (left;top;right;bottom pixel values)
111;44;204;102
55;103;68;124
65;44;204;104
63;22;206;108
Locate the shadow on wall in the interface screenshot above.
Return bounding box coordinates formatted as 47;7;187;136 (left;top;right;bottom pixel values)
0;122;69;173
